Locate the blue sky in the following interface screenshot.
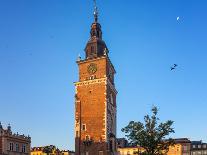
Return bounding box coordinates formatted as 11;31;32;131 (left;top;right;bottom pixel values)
0;0;207;150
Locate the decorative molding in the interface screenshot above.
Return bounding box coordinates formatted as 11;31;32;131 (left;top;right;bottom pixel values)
74;78;107;87
76;56;107;65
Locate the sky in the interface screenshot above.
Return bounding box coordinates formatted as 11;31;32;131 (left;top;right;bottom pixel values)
0;0;207;151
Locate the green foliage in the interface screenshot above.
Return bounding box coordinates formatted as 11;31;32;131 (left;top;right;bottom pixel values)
42;145;55;155
122;106;175;155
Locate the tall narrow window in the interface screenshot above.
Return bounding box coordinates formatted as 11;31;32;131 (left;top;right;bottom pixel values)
16;144;19;152
9;143;14;151
82;124;86;131
22;144;26;153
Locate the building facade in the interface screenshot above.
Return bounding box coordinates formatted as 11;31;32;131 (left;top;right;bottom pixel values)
167;138;191;155
117;138;128;148
31;145;60;155
74;3;117;155
31;146;45;155
191;141;207;155
31;146;75;155
117;147;145;155
61;150;75;155
0;123;31;155
117;138;191;155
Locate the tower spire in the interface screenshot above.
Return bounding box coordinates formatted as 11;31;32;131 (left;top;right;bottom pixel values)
84;0;109;59
93;0;98;22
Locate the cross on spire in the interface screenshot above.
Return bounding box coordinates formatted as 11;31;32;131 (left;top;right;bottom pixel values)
93;0;98;22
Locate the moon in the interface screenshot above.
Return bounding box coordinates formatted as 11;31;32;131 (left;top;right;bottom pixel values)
177;17;180;21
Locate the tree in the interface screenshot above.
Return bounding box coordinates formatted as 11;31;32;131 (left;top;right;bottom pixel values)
42;145;54;155
121;106;175;155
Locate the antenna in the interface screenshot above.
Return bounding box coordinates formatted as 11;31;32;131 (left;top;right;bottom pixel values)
93;0;98;22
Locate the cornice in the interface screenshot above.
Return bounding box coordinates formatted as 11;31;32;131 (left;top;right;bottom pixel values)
76;56;107;65
74;77;118;95
74;77;107;86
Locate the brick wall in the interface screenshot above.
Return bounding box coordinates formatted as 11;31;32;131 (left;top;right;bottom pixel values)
75;56;117;155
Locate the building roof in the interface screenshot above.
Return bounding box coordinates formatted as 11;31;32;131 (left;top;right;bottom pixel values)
0;122;31;141
173;138;191;144
191;141;207;145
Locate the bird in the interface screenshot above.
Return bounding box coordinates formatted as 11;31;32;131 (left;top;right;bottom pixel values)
171;64;178;71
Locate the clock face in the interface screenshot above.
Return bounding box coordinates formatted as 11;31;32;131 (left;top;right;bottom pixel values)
87;63;97;74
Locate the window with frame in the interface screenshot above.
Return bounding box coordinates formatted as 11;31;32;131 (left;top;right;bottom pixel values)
82;124;86;131
22;144;26;153
9;143;14;151
16;143;19;152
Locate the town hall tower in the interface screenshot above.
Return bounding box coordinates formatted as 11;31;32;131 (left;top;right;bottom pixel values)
74;2;117;155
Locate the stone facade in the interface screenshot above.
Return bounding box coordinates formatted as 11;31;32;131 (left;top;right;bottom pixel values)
0;123;31;155
74;5;117;155
167;138;191;155
191;141;207;155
